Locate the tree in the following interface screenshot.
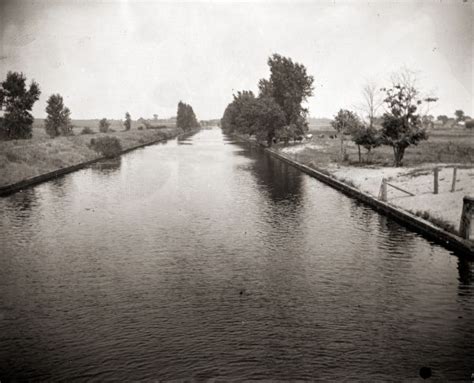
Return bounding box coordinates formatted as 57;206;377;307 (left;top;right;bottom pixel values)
0;71;40;140
124;112;131;131
331;109;361;160
351;125;381;162
380;82;429;166
99;118;110;133
437;115;448;125
177;101;199;131
259;54;314;137
360;81;383;128
421;114;434;130
454;109;465;122
44;94;72;137
253;97;286;146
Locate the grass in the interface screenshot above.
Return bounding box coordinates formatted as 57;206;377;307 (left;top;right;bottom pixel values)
299;125;474;168
413;210;458;235
0;124;181;187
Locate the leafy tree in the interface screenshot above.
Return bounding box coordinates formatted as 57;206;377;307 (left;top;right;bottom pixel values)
436;115;448;125
221;54;314;145
99;118;110;133
124;112;131;131
381;83;429;166
0;71;40;140
253;97;286;146
331;109;361;159
259;54;314;137
177;101;200;131
221;91;285;146
228;91;260;136
44;94;72;137
454;109;465;122
351;125;381;162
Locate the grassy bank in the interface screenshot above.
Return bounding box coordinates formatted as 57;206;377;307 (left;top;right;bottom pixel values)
0;125;181;188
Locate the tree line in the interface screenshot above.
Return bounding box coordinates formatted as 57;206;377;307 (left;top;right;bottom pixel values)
221;54;314;146
0;71;199;140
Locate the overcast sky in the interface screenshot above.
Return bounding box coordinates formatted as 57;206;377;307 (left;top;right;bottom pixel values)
1;0;472;120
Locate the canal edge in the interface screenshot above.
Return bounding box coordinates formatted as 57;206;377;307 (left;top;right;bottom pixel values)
234;135;474;257
0;129;200;198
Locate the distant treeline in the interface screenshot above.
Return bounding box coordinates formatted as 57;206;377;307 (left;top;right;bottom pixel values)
0;70;201;141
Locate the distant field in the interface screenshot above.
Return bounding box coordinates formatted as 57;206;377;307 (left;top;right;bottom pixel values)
32;118;176;137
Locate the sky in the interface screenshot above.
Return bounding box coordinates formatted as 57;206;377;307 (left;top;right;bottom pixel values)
0;0;472;120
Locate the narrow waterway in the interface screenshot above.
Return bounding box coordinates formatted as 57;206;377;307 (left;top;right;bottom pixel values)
0;129;473;381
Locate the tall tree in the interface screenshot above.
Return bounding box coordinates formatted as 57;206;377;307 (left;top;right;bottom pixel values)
177;101;199;131
259;54;314;137
0;71;40;140
380;81;430;166
124;112;131;131
44;94;72;137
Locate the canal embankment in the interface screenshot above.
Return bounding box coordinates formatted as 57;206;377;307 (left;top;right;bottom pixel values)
235;134;474;256
0;127;197;196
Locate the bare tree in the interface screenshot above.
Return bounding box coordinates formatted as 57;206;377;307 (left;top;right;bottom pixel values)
361;81;383;128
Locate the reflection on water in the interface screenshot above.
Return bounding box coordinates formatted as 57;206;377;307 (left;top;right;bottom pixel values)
0;129;473;381
91;157;122;174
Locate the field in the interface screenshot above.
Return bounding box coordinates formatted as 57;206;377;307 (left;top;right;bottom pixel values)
279;125;474;236
0;120;180;187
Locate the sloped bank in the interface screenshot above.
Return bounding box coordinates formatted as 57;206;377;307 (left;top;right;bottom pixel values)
234;135;473;257
0;128;199;197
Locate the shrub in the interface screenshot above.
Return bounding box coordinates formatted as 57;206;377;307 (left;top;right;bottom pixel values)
98;118;110;133
81;126;95;135
465;120;474;129
137;126;144;130
89;136;122;158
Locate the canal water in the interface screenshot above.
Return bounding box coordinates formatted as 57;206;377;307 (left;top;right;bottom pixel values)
0;129;473;381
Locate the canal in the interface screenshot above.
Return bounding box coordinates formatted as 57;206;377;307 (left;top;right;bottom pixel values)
0;129;473;381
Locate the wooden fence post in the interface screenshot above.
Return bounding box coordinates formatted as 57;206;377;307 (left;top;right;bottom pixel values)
460;196;474;240
379;178;387;202
451;167;457;192
434;167;439;194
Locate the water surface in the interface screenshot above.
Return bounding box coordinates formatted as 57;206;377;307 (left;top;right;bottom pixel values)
1;129;473;381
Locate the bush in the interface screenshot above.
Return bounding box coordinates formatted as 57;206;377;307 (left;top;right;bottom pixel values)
137;126;144;130
89;136;122;158
465;120;474;129
81;126;95;135
98;118;110;133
